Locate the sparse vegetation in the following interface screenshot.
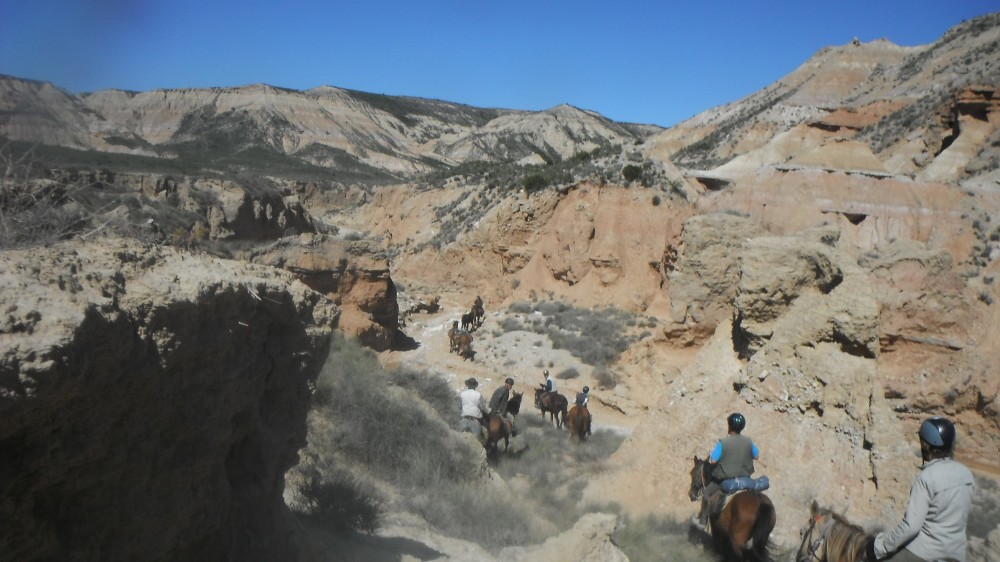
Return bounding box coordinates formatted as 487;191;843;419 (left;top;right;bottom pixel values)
505;300;637;366
622;164;643;182
969;475;1000;538
290;333;667;552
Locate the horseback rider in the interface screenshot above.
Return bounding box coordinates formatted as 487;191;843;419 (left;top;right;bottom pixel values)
543;369;556;393
489;377;518;437
458;377;488;441
574;386;592;435
693;412;760;531
868;416;974;562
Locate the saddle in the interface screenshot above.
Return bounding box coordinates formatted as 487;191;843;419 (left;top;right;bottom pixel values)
707;476;770;520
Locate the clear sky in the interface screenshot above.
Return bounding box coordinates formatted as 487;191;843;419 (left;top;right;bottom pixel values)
1;0;996;127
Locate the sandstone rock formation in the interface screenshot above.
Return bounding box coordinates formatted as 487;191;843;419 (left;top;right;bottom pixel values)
0;238;337;561
247;234;400;351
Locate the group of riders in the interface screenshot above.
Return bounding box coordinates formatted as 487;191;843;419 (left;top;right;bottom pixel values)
457;369;591;444
693;412;974;562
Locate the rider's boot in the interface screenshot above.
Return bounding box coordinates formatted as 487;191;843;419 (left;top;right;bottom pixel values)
690;497;710;532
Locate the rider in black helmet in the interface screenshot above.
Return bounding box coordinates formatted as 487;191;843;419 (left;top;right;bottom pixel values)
693;412;760;531
869;416;974;561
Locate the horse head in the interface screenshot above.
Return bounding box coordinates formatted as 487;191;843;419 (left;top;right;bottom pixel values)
796;501;873;562
507;390;523;415
797;501;833;562
689;455;709;501
534;386;547;407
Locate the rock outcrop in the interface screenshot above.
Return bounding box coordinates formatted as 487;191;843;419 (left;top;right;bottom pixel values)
247;234;400;351
0;238;337;561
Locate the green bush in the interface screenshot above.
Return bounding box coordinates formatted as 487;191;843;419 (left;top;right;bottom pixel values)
296;467;384;534
593;365;617;389
622;164;643;182
504;300;636;366
969;475;1000;538
557;367;580;379
523;173;547;193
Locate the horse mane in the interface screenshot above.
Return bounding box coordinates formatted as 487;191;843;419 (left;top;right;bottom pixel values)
816;507;873;562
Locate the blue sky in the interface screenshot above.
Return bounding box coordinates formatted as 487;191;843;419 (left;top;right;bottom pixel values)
1;1;996;126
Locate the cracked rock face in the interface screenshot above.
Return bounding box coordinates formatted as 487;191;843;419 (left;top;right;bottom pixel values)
0;238;337;561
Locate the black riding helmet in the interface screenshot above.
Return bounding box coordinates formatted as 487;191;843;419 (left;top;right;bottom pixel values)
728;412;746;433
919;416;956;449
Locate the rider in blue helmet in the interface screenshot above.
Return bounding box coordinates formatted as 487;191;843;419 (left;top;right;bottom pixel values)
693;413;760;531
869;416;974;561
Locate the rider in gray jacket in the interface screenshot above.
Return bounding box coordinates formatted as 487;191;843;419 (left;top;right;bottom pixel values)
871;416;975;562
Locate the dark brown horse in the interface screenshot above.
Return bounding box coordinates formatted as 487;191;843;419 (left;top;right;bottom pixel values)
453;332;473;357
461;311;475;332
485;391;522;455
471;296;485;328
566;404;591;442
796;501;873;562
689;456;775;562
534;387;568;428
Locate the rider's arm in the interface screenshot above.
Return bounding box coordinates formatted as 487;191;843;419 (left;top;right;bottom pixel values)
709;440;723;462
752;442;760;460
873;473;931;558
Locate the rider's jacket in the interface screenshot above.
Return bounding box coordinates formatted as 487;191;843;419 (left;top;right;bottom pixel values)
710;434;756;481
489;386;510;415
460;388;486;418
874;457;975;562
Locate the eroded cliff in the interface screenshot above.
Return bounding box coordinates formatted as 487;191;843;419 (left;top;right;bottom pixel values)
0;238;337;561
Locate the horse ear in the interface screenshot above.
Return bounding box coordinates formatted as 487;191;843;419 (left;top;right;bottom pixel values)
810;500;819;516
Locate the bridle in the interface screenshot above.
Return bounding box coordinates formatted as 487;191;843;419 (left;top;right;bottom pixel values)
691;459;709;500
798;514;833;562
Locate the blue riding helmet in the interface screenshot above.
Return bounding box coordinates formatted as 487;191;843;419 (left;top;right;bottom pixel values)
919;417;956;449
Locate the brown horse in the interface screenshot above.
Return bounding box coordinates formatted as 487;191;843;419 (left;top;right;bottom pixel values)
453;332;473;356
534;387;568;428
796;501;873;562
448;320;460;352
485;391;523;455
689;456;775;562
471;296;485;328
566;404;591;442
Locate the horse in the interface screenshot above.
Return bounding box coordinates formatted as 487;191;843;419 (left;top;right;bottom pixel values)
534;386;568;428
566;404;591;442
461;311;475;332
448;320;460;352
453;332;473;358
796;501;873;562
458;339;475;361
485;391;523;455
472;296;485;328
688;456;776;562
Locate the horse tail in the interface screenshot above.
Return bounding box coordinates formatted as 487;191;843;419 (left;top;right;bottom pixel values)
560;400;567;428
747;494;775;562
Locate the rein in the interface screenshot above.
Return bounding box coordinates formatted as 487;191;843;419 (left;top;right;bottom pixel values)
799;514;833;562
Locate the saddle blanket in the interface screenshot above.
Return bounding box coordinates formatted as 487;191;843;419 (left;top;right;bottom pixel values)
721;475;769;493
